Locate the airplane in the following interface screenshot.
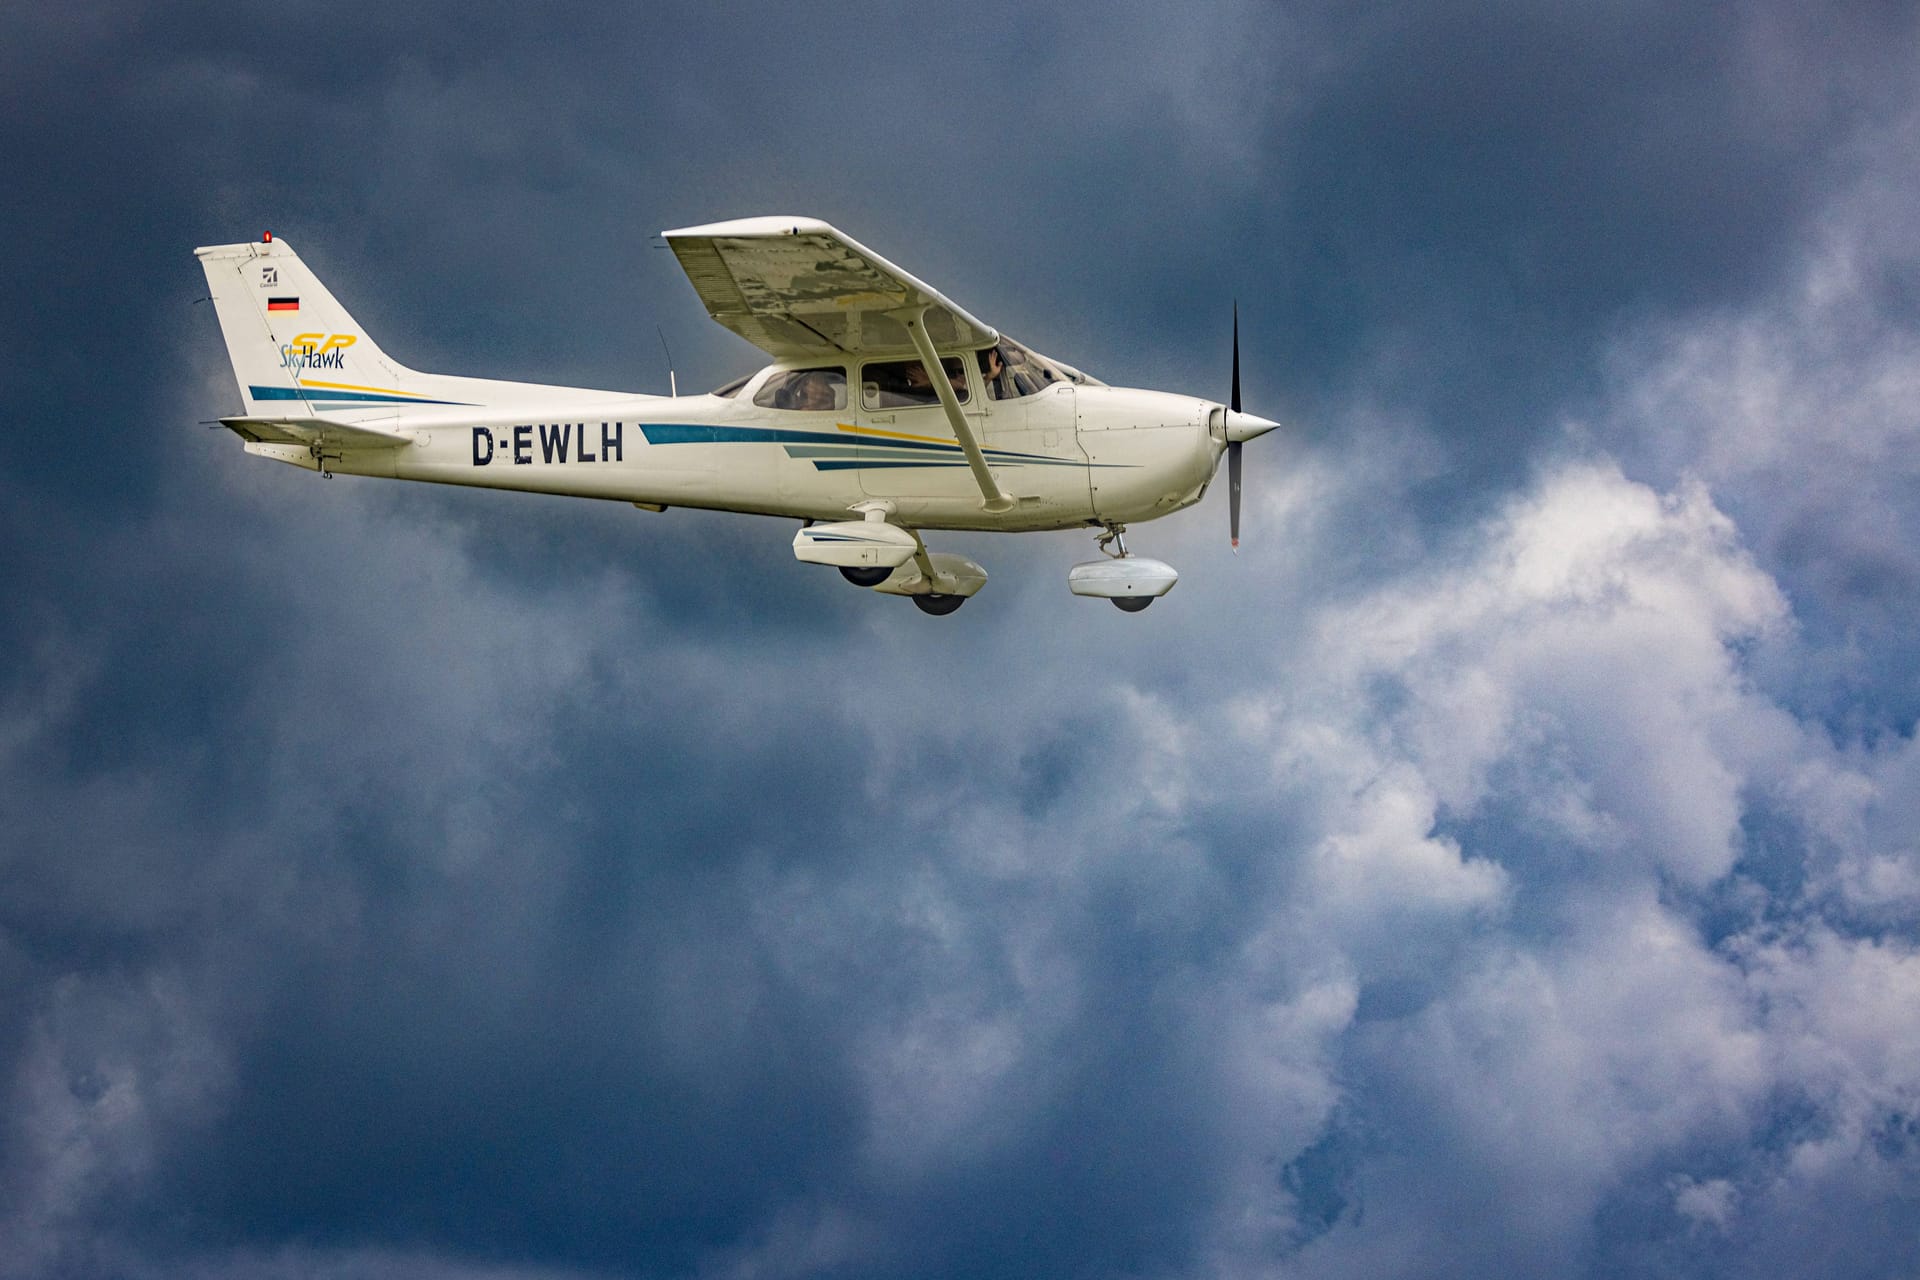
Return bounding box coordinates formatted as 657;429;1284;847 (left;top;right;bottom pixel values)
195;217;1281;614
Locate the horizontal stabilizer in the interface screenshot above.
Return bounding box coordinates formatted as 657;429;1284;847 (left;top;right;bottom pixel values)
219;416;413;449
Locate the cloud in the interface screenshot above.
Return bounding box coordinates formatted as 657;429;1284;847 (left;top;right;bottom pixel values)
1598;189;1920;733
3;1;1920;1276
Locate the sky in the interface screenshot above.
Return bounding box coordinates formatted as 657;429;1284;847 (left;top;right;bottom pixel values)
3;2;1919;1277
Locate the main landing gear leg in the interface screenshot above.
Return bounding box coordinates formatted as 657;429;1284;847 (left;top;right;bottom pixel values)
906;531;965;615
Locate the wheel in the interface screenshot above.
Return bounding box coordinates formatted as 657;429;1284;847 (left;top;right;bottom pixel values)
839;565;893;588
1112;595;1154;612
913;593;966;616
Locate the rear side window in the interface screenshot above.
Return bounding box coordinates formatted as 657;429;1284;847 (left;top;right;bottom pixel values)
752;367;847;411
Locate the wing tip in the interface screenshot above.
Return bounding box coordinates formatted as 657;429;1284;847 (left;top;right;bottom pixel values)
662;215;835;241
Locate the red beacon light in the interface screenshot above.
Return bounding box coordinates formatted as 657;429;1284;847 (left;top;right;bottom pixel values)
263;231;273;243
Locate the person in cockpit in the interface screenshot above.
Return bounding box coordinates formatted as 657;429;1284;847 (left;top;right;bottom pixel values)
979;344;1014;400
791;369;837;411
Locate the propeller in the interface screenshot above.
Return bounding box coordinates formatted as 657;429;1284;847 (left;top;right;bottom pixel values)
1229;304;1242;551
1221;303;1279;551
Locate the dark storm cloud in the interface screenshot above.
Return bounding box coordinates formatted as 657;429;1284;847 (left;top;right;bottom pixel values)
4;1;1920;1277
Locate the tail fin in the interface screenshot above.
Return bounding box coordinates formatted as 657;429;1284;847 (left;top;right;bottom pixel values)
195;236;467;418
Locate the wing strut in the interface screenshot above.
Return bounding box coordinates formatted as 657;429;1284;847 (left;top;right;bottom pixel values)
901;308;1013;514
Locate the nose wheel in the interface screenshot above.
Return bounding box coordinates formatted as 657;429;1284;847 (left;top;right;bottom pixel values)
1070;523;1178;610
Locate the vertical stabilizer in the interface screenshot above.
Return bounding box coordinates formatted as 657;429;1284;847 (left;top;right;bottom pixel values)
194;237;460;418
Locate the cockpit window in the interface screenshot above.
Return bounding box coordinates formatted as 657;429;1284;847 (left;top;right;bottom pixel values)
861;357;970;408
711;373;752;398
976;338;1104;399
752;367;847;411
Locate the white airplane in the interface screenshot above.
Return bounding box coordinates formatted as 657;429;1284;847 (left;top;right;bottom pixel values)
195;218;1280;613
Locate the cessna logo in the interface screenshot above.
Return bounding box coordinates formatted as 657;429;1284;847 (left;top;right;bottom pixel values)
280;333;356;371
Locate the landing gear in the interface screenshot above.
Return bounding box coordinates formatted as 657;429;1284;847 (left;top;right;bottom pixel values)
797;505;987;611
839;565;893;588
1068;522;1180;609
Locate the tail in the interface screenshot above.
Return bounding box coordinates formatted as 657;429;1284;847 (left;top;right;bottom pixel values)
195;235;472;418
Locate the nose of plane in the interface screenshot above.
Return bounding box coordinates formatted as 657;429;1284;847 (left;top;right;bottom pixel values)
1223;409;1280;442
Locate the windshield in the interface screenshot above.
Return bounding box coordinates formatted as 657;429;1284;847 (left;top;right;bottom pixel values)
976;337;1105;399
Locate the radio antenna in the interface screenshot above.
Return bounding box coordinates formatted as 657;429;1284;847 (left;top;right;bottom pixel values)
656;325;678;398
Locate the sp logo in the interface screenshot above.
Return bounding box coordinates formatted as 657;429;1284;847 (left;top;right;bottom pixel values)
287;333;355;356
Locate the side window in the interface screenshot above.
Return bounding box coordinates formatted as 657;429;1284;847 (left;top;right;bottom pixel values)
752;367;846;411
979;340;1060;400
978;345;1016;401
861;357;970;409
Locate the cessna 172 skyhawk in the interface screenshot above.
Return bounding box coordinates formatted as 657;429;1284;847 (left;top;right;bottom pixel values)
196;218;1280;613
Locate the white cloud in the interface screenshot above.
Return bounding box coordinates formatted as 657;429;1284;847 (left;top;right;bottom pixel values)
1599;108;1920;717
1166;458;1920;1275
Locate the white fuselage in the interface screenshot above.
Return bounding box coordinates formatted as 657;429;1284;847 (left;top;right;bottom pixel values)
258;368;1227;533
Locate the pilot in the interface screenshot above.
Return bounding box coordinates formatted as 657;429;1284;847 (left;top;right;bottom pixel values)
979;345;1011;399
791;370;836;411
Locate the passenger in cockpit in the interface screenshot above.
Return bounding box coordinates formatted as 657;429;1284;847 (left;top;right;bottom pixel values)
792;370;837;411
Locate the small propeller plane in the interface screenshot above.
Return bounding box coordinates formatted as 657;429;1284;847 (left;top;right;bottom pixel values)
195;218;1280;613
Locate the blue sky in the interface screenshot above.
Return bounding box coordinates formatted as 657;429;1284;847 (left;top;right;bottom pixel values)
4;3;1920;1276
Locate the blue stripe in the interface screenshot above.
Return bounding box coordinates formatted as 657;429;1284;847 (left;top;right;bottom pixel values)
639;421;1065;465
641;422;955;453
810;460;972;472
249;386;471;406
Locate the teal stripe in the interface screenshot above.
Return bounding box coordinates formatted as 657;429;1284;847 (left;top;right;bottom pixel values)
249;386;471;406
811;460;972;472
639;421;1065;465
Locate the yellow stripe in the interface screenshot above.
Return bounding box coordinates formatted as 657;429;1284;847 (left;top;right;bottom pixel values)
297;378;425;398
835;421;956;447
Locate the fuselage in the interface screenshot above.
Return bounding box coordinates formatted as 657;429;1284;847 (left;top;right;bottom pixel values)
261;361;1229;533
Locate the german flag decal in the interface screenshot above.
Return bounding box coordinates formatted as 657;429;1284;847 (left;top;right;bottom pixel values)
267;297;299;312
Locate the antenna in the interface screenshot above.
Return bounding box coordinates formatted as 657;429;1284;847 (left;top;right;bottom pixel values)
656;325;677;398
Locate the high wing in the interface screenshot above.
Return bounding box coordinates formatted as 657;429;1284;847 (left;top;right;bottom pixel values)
662;217;998;359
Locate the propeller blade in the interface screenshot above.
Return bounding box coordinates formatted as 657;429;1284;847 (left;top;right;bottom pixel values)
1231;303;1241;414
1229;304;1243;550
1229;440;1242;551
